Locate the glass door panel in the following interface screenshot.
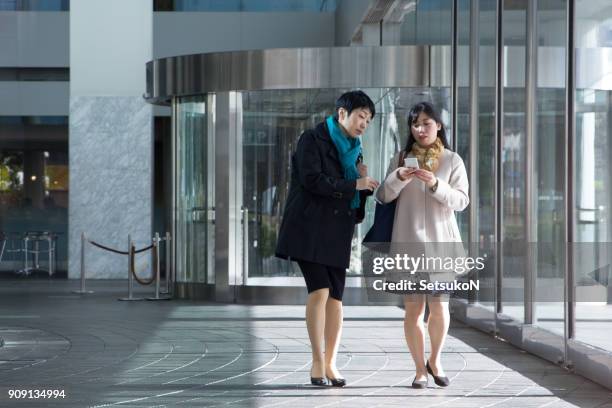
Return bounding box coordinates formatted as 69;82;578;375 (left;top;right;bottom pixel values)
475;0;498;312
534;0;567;337
175;95;213;283
501;0;528;322
574;88;612;352
240;87;451;280
573;0;612;353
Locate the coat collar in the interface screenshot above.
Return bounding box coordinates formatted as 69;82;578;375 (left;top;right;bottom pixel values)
314;121;340;163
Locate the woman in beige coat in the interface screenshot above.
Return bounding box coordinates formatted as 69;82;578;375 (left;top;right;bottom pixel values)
376;102;469;389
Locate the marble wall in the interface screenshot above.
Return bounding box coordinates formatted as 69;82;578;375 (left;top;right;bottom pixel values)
69;0;152;279
68;97;152;279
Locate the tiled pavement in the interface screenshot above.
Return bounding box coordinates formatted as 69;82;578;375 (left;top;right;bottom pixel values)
0;279;611;408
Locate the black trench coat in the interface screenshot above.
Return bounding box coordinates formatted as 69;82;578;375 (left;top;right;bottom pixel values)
275;121;371;269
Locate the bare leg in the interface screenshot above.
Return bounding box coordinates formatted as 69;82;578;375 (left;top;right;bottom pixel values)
426;296;450;376
404;295;427;381
305;288;329;378
324;297;343;379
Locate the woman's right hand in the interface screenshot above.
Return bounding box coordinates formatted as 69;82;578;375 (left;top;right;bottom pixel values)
397;167;417;181
356;176;380;191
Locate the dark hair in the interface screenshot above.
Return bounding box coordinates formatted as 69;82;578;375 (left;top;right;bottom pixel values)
334;90;376;120
404;101;451;152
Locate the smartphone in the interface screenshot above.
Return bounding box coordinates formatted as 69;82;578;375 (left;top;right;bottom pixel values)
403;157;420;169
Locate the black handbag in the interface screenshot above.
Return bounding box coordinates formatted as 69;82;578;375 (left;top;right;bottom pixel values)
362;200;397;243
362;151;405;245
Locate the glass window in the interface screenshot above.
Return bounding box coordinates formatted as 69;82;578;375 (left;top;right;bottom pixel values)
154;0;336;12
501;0;528;322
533;0;567;337
455;0;471;242
0;116;68;276
0;68;69;82
0;0;69;11
240;87;451;279
475;0;497;311
574;0;612;352
175;96;213;284
400;0;452;45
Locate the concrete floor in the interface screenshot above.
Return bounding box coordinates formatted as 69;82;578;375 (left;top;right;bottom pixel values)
1;279;611;408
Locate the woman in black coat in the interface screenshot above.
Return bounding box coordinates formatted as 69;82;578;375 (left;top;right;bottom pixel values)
276;91;379;387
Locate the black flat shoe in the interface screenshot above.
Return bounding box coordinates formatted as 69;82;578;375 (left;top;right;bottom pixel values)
411;376;428;389
426;360;450;387
326;377;346;387
311;377;327;386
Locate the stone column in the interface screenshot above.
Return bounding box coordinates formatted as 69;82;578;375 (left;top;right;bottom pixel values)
69;0;153;279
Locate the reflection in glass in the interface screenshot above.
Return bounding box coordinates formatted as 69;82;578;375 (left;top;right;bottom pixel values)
473;0;497;311
573;0;612;354
175;96;212;283
574;89;612;351
534;0;566;337
241;88;450;278
154;0;336;12
501;0;527;322
0;0;69;11
400;0;452;45
455;0;471;242
0;117;68;273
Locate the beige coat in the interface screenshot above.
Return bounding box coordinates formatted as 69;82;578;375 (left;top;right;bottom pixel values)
376;149;469;244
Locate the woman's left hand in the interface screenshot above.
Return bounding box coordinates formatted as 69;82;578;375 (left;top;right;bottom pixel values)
413;169;437;188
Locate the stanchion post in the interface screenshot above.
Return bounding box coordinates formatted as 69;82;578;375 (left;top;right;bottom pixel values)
119;234;144;301
23;235;29;273
73;232;94;294
128;234;134;299
80;233;85;291
170;232;175;292
147;233;171;301
164;232;171;295
154;233;160;299
48;234;53;276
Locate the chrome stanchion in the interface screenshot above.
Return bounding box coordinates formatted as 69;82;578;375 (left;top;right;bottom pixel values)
170;232;175;293
161;232;172;295
33;239;39;269
154;233;160;297
73;232;94;294
119;234;144;301
47;234;54;276
47;235;52;276
147;233;171;301
23;235;29;275
167;232;172;294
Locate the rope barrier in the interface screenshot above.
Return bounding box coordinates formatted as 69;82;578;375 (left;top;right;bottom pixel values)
77;231;173;300
87;240;129;255
88;240;154;255
129;243;157;286
134;244;154;254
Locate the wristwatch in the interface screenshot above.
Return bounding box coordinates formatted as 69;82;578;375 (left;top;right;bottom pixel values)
430;178;439;193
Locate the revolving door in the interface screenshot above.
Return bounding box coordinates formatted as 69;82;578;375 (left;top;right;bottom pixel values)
145;46;451;303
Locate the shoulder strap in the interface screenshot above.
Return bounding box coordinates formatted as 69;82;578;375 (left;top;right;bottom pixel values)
398;150;406;169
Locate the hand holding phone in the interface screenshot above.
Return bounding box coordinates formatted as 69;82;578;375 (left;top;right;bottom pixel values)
403;157;420;169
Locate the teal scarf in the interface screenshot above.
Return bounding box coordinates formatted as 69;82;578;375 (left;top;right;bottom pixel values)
326;116;361;209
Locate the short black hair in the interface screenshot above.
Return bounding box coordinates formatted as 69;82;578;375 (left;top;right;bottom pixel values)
334;90;376;120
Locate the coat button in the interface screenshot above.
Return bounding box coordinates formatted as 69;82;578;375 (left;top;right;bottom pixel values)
347;210;352;216
333;209;339;215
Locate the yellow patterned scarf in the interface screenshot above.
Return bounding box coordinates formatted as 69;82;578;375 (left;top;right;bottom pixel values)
411;137;444;172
